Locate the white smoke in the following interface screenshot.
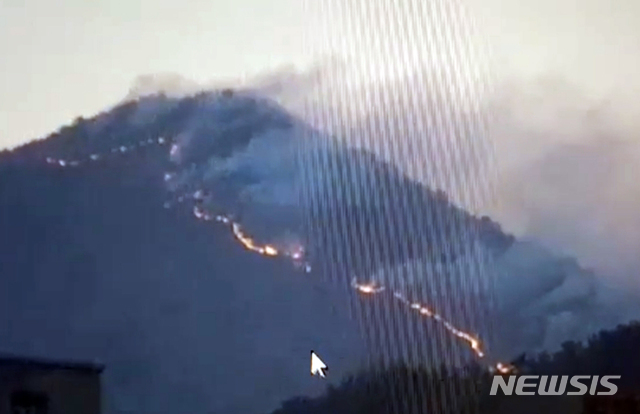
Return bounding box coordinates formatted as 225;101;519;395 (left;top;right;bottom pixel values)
141;59;640;360
294;64;640;356
489;78;640;287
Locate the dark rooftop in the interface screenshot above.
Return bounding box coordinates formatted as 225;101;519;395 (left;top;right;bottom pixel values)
0;353;104;374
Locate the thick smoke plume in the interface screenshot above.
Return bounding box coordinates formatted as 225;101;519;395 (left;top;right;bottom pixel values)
489;78;640;286
295;65;640;356
133;61;640;360
486;77;640;354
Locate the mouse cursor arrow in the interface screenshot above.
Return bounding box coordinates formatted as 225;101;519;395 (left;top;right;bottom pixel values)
310;351;328;378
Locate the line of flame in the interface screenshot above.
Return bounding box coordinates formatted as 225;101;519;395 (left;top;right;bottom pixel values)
213;214;512;371
207;211;310;271
44;137;168;167
42;135;510;373
351;279;485;358
231;222;279;256
352;280;514;372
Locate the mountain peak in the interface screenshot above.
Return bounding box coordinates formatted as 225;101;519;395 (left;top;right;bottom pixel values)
124;73;203;101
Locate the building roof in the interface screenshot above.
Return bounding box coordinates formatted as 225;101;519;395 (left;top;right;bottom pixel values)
0;353;104;374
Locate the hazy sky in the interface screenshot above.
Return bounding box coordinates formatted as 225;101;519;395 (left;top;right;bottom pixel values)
1;0;639;149
0;0;313;148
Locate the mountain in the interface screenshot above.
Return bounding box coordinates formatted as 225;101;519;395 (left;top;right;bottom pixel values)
0;88;625;413
0;91;367;414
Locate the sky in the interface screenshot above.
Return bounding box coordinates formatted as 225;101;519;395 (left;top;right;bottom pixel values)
1;0;640;149
0;0;313;148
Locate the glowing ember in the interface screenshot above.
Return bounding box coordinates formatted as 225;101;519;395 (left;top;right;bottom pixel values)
193;206;205;219
43;136;171;169
216;215;230;224
351;278;386;294
496;362;514;374
290;246;305;260
263;245;278;256
230;223;280;257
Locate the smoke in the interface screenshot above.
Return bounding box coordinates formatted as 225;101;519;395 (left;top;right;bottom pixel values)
295;65;640;356
489;77;640;286
141;58;640;362
161;85;480;267
477;76;640;354
161;88;307;251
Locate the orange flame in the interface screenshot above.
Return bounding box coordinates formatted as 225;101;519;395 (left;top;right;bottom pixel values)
351;279;386;294
350;281;485;358
189;202;514;370
495;362;514;374
394;291;485;358
231;223;279;256
178;183;513;371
